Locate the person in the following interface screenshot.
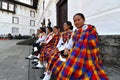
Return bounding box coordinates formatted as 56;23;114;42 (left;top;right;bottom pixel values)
25;27;46;59
41;22;46;28
42;21;73;80
8;33;13;40
47;19;51;27
53;13;109;80
33;26;60;69
35;27;46;44
44;26;61;63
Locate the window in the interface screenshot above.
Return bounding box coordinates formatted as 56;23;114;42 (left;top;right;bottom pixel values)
12;27;19;34
30;29;35;35
30;0;33;6
0;1;1;9
0;1;15;13
9;3;14;11
12;17;19;24
30;10;35;17
2;2;8;10
30;20;35;26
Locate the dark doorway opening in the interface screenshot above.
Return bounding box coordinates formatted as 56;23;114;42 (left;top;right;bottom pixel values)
57;0;68;31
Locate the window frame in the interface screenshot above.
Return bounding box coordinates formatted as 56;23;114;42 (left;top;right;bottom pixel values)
30;10;35;17
0;1;15;13
12;27;19;34
30;29;35;35
12;17;19;24
30;20;35;26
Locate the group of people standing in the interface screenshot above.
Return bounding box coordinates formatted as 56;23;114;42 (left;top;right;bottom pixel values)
25;13;109;80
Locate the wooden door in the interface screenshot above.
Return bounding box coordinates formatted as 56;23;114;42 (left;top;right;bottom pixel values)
57;0;68;31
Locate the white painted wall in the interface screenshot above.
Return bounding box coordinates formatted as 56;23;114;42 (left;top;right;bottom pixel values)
45;0;57;27
68;0;120;35
36;0;120;35
68;0;84;30
36;0;44;27
36;0;57;28
83;0;120;35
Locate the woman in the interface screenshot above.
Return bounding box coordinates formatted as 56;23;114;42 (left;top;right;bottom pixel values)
43;26;61;65
25;27;46;59
42;21;73;80
56;13;109;80
34;27;54;68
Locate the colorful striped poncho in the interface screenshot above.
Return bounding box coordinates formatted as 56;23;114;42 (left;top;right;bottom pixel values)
46;30;73;71
53;25;109;80
39;32;61;62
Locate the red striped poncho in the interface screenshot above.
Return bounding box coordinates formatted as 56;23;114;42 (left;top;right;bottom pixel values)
53;25;109;80
39;32;61;62
46;30;73;71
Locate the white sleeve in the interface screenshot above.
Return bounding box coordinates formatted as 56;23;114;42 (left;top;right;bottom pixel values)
65;38;73;50
56;37;64;48
36;35;46;43
36;38;41;43
58;41;67;51
40;35;46;42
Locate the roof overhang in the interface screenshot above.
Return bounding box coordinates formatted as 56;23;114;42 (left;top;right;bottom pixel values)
7;0;38;10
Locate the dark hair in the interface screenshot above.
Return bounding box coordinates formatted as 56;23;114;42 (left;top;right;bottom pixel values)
66;21;73;30
47;27;53;32
73;13;85;20
53;26;60;29
40;27;46;33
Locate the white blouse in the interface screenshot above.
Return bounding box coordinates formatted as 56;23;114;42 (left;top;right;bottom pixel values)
36;35;46;43
57;36;74;51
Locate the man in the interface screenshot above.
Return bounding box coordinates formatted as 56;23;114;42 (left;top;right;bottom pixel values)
47;19;51;27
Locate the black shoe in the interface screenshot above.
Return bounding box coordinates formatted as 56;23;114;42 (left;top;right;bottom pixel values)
25;57;32;60
34;62;38;66
32;66;41;69
32;61;38;64
40;73;45;79
32;57;39;59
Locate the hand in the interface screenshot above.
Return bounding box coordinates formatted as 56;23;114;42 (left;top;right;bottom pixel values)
64;48;69;55
41;43;46;46
56;47;58;50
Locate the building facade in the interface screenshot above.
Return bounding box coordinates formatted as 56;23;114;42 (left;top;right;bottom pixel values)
1;0;120;35
36;0;120;35
0;0;38;36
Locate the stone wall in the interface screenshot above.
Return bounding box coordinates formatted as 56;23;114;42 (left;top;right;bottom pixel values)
99;35;120;69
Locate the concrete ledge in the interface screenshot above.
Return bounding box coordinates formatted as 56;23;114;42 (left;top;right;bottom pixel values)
17;38;35;45
99;35;120;69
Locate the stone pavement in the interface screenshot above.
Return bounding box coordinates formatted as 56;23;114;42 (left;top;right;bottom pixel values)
0;40;35;80
0;40;45;80
0;40;120;80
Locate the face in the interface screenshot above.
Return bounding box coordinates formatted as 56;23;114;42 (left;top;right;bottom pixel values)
53;28;59;34
73;15;85;29
37;29;41;34
63;23;70;31
47;28;51;34
39;29;42;33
